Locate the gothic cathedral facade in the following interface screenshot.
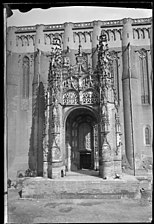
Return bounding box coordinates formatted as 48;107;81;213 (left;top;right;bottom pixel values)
6;17;153;179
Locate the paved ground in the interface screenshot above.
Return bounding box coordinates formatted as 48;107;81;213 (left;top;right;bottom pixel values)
7;188;152;223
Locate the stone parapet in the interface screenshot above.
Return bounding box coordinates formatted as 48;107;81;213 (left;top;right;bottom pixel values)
13;17;152;34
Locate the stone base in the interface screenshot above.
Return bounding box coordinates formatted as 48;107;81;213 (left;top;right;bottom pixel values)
99;161;114;179
114;160;122;176
48;164;65;179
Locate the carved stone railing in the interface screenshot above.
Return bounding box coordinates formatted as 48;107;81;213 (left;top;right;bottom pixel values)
15;26;36;33
74;22;93;28
44;24;64;30
101;19;123;27
132;17;152;25
13;17;152;34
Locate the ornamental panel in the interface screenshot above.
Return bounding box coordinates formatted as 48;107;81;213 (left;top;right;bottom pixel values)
82;90;99;104
63;76;78;92
63;91;79;105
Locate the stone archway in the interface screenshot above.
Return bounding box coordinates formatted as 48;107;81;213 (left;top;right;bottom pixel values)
64;106;99;172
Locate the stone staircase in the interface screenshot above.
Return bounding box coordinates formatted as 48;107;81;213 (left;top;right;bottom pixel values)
21;170;144;199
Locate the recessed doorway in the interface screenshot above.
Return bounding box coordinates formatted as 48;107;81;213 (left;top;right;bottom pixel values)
65;107;99;173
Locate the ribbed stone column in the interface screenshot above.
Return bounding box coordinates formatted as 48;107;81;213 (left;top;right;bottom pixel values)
63;22;75;65
122;18;135;169
92;20;102;70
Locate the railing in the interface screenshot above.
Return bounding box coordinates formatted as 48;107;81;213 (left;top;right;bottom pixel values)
16;26;36;32
44;24;64;30
102;20;123;26
14;17;152;33
133;17;152;24
74;22;93;28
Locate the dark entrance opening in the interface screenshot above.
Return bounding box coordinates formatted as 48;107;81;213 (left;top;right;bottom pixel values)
80;152;91;169
65;107;99;173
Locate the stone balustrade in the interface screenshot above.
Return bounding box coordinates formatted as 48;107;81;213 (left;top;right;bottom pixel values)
13;17;151;34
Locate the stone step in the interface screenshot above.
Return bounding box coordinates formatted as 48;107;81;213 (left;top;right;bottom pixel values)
20;173;141;200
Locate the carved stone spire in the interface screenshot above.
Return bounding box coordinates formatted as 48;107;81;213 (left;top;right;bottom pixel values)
97;30;113;90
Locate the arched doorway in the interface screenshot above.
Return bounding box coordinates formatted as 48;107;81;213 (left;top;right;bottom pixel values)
64;106;99;172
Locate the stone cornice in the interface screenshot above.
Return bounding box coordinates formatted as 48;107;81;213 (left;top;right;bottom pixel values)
9;17;152;34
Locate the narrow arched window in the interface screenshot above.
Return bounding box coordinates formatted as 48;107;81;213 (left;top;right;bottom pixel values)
139;49;150;104
23;56;30;98
145;126;150;145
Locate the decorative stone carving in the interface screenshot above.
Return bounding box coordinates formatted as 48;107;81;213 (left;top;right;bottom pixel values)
80;74;99;91
82;90;99;104
101;137;112;161
97;29;122;178
63;91;79;105
63;76;78;92
138;48;147;58
63;56;70;67
52;147;61;161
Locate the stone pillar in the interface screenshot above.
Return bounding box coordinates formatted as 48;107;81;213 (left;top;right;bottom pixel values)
92;21;102;70
7;26;17;52
122;18;135;169
63;22;75;65
48;102;64;179
99;103;115;179
29;25;45;173
36;25;49;178
7;27;17;179
97;30;122;179
99;136;114;179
